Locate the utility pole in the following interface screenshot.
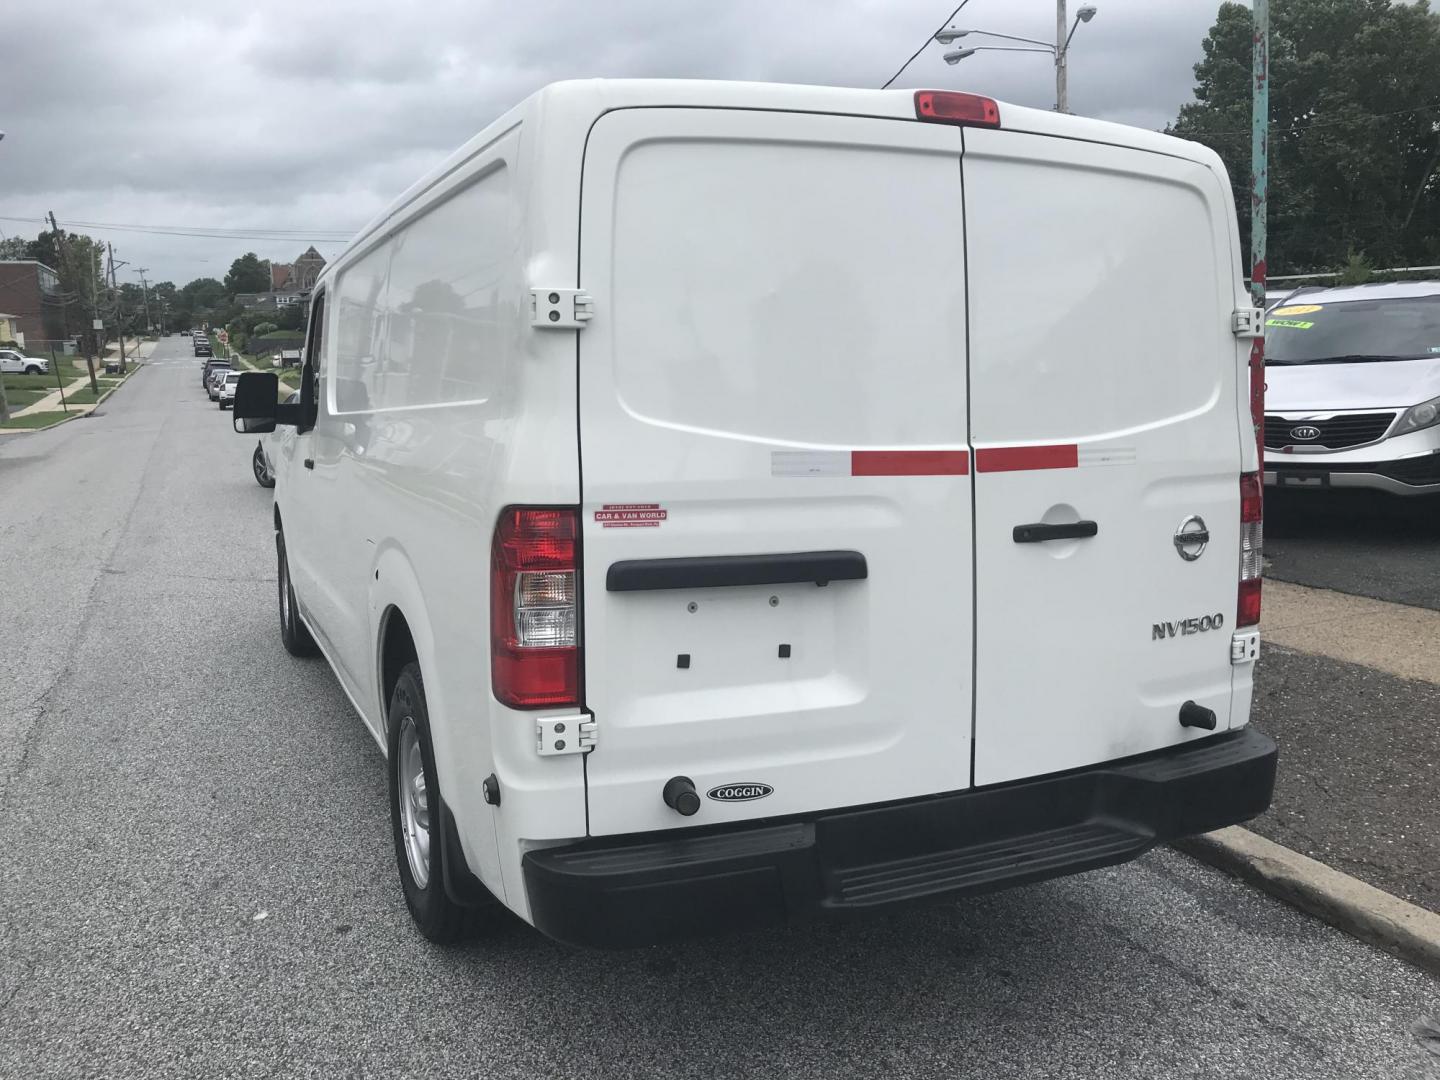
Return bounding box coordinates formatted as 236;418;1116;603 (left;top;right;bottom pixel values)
1250;0;1268;465
49;210;99;395
1055;0;1068;115
134;267;152;334
107;243;129;374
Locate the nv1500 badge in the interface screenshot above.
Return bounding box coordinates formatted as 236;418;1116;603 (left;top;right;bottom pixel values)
1153;613;1224;640
707;783;773;802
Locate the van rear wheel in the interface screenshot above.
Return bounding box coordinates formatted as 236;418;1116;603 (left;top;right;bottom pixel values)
276;529;317;657
387;662;473;944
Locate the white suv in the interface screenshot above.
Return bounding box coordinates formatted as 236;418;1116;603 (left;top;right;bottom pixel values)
0;349;48;375
1264;281;1440;494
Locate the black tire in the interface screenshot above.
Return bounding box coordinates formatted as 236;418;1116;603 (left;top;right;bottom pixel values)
387;663;473;944
276;529;318;657
253;445;275;488
23;365;41;375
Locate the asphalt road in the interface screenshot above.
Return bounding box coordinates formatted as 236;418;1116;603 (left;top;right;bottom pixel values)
1266;489;1440;610
2;338;1438;1079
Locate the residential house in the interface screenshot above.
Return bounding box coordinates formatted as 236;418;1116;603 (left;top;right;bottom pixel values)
0;261;66;348
239;247;329;311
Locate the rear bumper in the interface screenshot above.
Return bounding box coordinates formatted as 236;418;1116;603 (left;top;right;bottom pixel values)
523;727;1277;948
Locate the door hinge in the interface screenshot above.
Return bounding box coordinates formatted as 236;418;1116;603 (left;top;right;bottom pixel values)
1231;308;1265;337
1231;629;1260;664
536;715;597;756
530;288;594;329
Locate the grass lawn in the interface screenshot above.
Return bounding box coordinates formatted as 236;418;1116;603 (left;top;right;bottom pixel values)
2;388;49;408
234;352;302;391
3;373;72;393
0;410;73;430
61;386;106;406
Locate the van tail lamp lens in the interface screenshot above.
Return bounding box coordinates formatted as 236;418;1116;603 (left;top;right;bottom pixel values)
914;91;1001;128
1238;472;1263;627
491;507;580;708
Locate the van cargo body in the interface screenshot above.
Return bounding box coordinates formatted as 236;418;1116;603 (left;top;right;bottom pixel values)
261;80;1275;948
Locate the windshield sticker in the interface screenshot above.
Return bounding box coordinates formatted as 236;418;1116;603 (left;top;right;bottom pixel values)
1272;304;1323;316
1266;318;1314;329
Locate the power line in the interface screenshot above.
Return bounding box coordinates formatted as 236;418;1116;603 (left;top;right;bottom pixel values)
0;214;354;243
881;0;975;90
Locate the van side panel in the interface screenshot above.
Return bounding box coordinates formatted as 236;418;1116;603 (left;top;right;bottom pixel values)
579;108;974;837
318;124;587;909
963;129;1245;787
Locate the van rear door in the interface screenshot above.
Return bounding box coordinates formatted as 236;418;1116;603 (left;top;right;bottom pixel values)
577;107;973;836
962;128;1246;787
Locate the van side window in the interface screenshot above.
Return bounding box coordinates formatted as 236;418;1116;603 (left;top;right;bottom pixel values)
303;291;327;419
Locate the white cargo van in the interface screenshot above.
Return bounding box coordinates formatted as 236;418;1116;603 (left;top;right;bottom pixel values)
233;80;1276;948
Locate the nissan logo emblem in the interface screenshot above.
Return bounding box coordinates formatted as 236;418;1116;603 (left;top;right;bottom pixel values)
1173;515;1210;562
1289;424;1322;441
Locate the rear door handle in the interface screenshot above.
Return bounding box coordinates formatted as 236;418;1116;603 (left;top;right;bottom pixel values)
1013;521;1098;543
303;458;314;470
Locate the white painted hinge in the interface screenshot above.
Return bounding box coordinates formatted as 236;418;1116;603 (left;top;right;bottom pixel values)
531;288;594;329
536;715;597;756
1231;629;1260;664
1231;308;1265;337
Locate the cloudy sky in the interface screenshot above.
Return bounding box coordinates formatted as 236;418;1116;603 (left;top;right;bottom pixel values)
1;0;1225;287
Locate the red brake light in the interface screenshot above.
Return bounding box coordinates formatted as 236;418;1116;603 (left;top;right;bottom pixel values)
1238;473;1263;628
914;90;1001;128
491;507;580;709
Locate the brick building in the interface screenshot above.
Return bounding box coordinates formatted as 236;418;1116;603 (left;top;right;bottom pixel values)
0;260;66;347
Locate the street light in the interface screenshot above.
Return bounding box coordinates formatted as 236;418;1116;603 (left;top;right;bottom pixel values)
933;2;1098;113
945;46;1056;64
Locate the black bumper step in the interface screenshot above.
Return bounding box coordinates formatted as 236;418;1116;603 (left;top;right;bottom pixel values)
524;728;1277;949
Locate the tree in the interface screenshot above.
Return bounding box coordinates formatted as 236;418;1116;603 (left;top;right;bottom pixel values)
224;252;270;295
0;236;30;260
1171;0;1440;273
272;302;306;331
180;277;228;312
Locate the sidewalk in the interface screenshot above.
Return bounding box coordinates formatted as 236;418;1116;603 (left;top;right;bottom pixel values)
1249;581;1440;913
1;339;153;429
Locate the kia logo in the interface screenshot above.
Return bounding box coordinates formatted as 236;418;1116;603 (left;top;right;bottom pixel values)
1290;425;1322;441
707;783;773;802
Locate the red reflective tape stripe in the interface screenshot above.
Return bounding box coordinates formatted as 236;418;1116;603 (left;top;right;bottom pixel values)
850;450;969;476
974;445;1079;473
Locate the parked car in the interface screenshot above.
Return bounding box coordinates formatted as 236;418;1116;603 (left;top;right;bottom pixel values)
253;391;299;488
181;329;192;337
201;358;231;388
1264;281;1440;495
231;80;1275;949
0;349;49;375
206;368;231;401
217;371;243;409
195;342;213;358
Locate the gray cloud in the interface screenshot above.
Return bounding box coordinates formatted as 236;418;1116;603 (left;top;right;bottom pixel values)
0;0;1223;285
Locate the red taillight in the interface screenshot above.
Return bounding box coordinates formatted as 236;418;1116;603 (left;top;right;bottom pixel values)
491;507;580;709
914;90;1001;128
1238;473;1263;627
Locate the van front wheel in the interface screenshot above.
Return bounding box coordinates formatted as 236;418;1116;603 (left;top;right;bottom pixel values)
387;662;472;943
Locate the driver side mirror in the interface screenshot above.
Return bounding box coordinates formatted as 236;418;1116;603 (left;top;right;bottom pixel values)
232;371;306;433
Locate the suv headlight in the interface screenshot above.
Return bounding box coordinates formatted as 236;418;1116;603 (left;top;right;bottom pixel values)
1395;394;1440;437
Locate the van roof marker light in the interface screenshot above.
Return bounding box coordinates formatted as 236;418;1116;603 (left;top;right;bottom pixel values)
914;91;1001;128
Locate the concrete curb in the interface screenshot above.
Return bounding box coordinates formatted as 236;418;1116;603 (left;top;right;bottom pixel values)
1176;826;1440;977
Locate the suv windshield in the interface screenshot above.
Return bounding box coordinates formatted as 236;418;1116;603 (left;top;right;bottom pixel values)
1266;294;1440;364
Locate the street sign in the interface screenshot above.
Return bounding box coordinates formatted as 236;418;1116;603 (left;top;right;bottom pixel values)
216;330;229;343
92;319;104;331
